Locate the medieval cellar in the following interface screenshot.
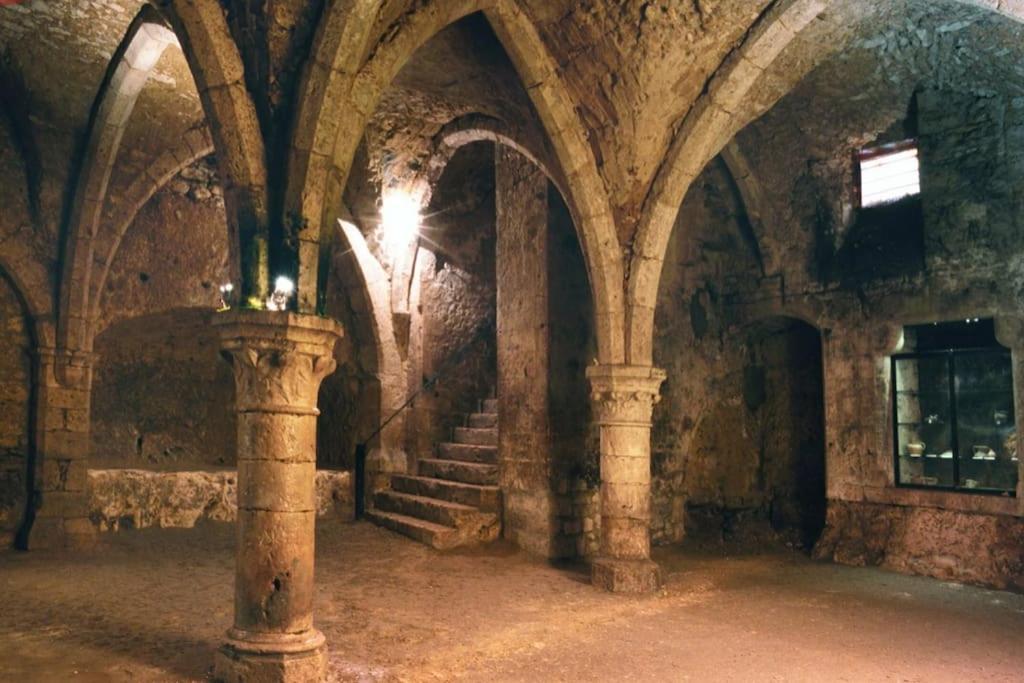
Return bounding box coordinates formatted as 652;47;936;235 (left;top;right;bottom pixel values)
0;0;1023;680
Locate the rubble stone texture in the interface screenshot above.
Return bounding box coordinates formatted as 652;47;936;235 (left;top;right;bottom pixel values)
3;0;1024;678
88;468;353;531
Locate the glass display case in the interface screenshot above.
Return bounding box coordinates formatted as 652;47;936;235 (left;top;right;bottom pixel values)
893;320;1018;495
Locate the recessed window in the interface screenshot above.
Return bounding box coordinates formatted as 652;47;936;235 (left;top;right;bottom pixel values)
858;141;920;208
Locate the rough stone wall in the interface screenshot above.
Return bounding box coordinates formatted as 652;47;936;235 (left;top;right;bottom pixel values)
658;14;1024;586
815;500;1024;592
495;147;599;559
88;468;354;532
652;162;827;548
90;160;233;470
496;145;555;556
547;186;599;558
91;309;235;469
0;274;31;545
96;157;229;333
407;142;497;466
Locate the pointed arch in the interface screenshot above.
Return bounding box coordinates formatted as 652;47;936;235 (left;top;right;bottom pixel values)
627;0;1024;366
151;0;267;307
58;6;178;354
89;129;215;330
287;0;626;363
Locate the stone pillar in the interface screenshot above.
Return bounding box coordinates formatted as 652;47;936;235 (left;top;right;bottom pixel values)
213;311;341;683
586;364;666;593
25;348;96;550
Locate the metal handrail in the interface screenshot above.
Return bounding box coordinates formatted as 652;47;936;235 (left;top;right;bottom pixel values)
359;314;496;448
354;314;495;517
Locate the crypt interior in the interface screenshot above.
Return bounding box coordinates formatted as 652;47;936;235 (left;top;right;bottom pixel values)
1;0;1024;680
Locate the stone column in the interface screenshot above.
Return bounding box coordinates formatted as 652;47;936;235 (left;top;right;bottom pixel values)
213;311;341;683
586;364;666;593
26;348;96;550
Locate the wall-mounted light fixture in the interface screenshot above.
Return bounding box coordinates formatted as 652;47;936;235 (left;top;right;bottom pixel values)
266;275;295;311
218;282;234;311
381;191;421;254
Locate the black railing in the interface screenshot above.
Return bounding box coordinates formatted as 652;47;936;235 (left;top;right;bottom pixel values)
354;315;495;517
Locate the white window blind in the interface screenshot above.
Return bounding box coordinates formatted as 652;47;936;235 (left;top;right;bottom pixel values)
859;146;920;208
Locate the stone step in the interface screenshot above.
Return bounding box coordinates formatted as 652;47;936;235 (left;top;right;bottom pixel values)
481;398;498;414
391;474;501;512
365;509;460;550
453;426;498;446
467;412;498;429
420;458;498;486
374;490;479;527
439;442;497;464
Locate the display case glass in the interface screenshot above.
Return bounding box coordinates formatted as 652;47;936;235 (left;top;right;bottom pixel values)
892;320;1018;495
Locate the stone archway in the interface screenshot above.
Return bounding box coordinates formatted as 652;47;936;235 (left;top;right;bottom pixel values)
288;1;626;364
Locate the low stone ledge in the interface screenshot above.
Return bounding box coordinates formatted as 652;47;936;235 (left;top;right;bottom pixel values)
88;468;354;532
814;500;1024;591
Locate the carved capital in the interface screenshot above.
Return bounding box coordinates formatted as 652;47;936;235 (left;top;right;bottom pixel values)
586;364;667;427
215;311;343;414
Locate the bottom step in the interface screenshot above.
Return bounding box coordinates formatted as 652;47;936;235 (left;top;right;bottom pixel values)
366;503;501;551
364;509;459;550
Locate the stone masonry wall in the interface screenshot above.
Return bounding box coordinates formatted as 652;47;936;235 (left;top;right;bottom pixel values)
652;35;1024;586
496;147;600;559
88;468;354;532
91;161;233;470
91;309;235;469
0;273;31;546
407;142;497;468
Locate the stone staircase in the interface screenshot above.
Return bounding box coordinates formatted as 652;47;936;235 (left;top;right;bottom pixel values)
366;398;501;550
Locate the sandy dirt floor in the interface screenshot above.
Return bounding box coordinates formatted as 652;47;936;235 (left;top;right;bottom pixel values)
1;520;1022;682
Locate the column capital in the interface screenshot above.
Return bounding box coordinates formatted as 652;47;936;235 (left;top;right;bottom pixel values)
586;364;666;426
214;310;343;414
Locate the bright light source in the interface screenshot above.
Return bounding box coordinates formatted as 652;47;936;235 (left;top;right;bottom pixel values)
859;143;920;208
266;276;295;311
217;282;235;311
381;191;421;252
274;276;295;296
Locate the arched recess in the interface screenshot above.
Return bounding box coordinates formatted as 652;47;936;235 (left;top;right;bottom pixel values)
385;113;566;321
287;0;626;364
628;0;1024;367
150;0;268;306
87;129;214;331
59;6;178;354
322;118;563;482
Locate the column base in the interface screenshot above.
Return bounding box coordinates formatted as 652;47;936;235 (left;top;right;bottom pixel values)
591;557;662;593
213;629;327;683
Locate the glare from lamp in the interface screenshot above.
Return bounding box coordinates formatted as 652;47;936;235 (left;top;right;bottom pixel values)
267;275;295;311
381;191;421;253
217;282;235;311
